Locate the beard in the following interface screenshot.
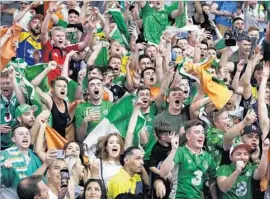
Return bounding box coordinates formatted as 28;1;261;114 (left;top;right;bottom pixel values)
31;26;41;36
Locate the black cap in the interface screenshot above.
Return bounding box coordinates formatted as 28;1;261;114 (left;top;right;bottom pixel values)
242;125;262;136
68;9;80;16
238;33;251;42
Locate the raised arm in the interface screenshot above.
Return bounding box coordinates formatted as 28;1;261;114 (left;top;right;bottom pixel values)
258;62;270;139
13;2;39;23
41;2;56;44
125;99;142;148
10;69;25;105
61;50;77;81
253;138;269;180
160;133;179;178
87;42;103;66
78;15;97;51
223;110;257;150
231;60;244;95
170;1;184;19
137;1;146;9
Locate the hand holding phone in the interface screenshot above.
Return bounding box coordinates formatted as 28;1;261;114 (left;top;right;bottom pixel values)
60;169;70;188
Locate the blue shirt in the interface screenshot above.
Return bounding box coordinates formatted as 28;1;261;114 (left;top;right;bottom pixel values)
215;1;238;27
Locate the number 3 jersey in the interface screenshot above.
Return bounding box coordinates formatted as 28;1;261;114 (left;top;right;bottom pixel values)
216;163;257;199
173;146;216;199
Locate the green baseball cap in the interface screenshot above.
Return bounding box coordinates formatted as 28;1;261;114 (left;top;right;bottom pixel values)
15;104;38;118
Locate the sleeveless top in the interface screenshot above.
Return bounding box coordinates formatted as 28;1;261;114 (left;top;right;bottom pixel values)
51;98;71;138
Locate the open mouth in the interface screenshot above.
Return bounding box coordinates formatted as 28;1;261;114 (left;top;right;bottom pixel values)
142;99;148;104
175;100;180;105
112;148;118;153
3;89;9;92
197;139;203;145
94;90;99;95
60;91;65;95
58;40;64;44
22;139;29;144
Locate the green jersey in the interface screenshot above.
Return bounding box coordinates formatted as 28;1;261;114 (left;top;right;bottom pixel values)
0;94;19;149
217;163;257;199
75;100;113;135
206;127;224;167
173;146;216;199
140;3;175;44
67;80;78;102
113;74;126;87
142;103;158;160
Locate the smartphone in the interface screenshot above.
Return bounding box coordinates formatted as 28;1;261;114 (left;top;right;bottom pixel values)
60;169;70;188
56;150;65;159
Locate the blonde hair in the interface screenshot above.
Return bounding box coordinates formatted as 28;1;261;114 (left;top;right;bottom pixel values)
50;26;66;36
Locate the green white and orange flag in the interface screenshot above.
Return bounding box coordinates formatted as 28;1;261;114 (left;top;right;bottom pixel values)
183;59;233;109
0;23;22;71
84;95;146;156
45;125;68;150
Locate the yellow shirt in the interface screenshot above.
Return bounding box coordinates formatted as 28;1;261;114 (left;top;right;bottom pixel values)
107;168;142;199
251;86;258;99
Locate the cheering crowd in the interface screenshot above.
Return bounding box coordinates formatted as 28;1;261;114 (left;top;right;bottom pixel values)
0;1;270;199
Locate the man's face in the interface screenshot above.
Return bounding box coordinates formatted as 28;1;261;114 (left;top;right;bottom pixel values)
19;110;36;128
53;80;67;100
138;89;151;109
12;126;31;150
29;19;41;36
208;49;217;59
109;57;121;77
177;39;188;50
178;79;190;99
67;1;77;9
0;77;13;98
145;46;157;60
200;43;208;59
88;68;102;80
88;79;103;100
103;71;114;87
186;125;205;149
48;160;68;186
167;90;184;110
238;40;251;56
152;1;164;10
52;30;66;48
242;133;259;150
143;69;156;86
231;147;250;167
215;111;232;131
126;149;144;173
139;58;152;70
110;41;122;56
233;20;244;31
254;69;263;85
172;47;183;58
68;13;79;24
248;30;259;39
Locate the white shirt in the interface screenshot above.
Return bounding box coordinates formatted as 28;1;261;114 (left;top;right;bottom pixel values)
98;160;122;187
13;9;33;31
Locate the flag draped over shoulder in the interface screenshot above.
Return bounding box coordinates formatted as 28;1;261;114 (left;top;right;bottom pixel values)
184;59;233;109
84;95;146;156
0;23;22;71
94;47;108;67
45;125;68;150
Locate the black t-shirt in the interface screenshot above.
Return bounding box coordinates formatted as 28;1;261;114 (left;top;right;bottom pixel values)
150;141;172;199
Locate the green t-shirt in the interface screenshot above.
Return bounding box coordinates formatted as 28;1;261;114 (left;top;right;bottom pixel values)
75;100;113;135
173;146;216;199
141;3;175;44
67;80;78;102
206;127;224;167
113;74;126;87
217;163;257;199
0;94;19;149
142;103;158;160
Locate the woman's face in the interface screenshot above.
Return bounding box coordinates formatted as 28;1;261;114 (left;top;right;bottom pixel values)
65;142;80;157
75;161;85;180
106;135;121;160
85;182;102;199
